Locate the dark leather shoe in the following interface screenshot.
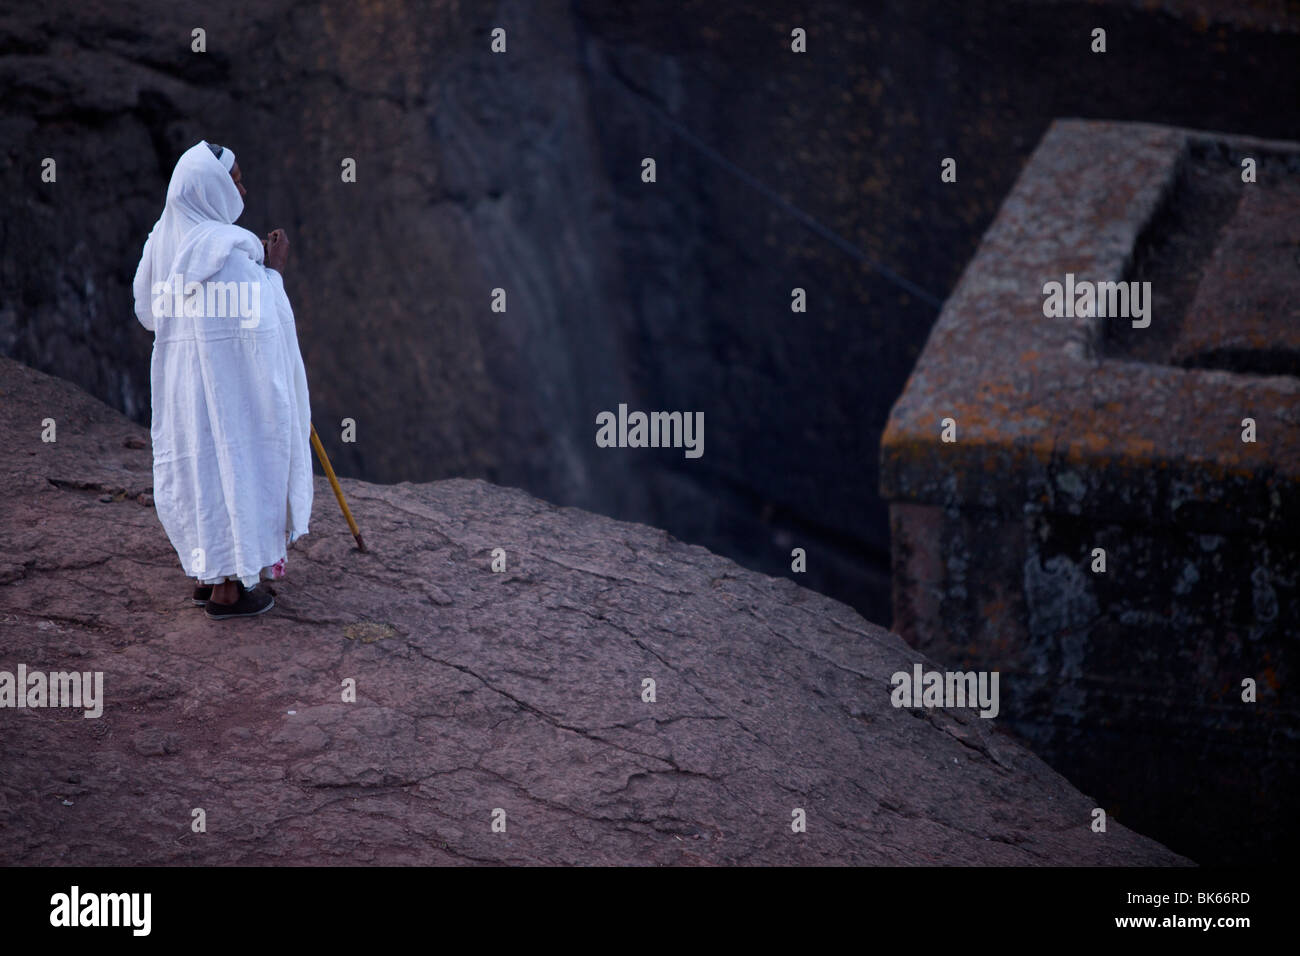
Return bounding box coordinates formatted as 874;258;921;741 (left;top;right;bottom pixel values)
192;585;213;606
205;583;275;620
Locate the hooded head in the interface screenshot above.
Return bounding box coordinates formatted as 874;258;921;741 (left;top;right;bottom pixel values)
133;141;262;330
166;140;244;227
208;141;236;172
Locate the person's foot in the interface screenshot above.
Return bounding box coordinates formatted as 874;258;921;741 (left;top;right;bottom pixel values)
205;582;274;620
192;584;213;606
210;580;240;604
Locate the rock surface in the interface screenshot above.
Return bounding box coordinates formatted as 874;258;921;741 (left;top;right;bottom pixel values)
879;121;1299;865
1172;177;1300;376
0;356;1186;864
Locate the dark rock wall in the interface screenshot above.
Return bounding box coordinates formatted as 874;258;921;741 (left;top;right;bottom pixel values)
3;0;1297;624
891;501;1299;866
1;0;650;523
878;117;1300;867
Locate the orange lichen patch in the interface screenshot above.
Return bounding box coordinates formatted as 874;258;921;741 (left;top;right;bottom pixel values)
879;420;922;452
979;380;1020;400
1058;440;1103;468
886;402;1300;488
1120;436;1160;461
1028;438;1055;464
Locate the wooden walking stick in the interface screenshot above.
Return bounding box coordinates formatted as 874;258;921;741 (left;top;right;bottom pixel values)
309;422;368;552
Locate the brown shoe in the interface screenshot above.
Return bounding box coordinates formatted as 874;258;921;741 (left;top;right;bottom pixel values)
205;583;274;620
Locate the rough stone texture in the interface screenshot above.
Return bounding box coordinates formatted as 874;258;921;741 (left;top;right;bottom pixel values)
1172;180;1300;375
4;2;1299;629
0;356;1187;865
880;120;1299;865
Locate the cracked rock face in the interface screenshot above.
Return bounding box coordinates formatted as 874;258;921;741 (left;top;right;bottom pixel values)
0;356;1188;864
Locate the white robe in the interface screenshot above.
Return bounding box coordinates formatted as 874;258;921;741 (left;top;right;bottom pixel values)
132;142;313;588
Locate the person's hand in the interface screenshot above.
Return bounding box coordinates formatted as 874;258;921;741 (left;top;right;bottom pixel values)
265;229;290;272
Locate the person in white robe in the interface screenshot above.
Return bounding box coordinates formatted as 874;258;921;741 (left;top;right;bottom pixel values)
132;141;313;618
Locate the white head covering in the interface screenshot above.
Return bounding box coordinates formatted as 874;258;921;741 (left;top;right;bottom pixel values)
132;140;260;331
215;145;235;171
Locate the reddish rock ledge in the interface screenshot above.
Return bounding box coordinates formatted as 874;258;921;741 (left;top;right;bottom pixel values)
0;356;1185;865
